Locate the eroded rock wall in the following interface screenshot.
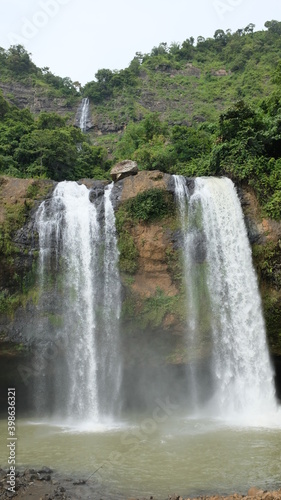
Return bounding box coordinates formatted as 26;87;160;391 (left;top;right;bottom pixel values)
240;185;281;356
0;83;76;117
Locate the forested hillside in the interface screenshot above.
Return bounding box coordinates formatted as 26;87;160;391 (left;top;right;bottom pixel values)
0;21;281;217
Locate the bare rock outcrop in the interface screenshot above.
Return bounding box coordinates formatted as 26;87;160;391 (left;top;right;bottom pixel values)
0;83;74;116
110;160;138;182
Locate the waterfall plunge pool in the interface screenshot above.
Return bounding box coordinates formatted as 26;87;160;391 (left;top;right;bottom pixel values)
1;414;281;499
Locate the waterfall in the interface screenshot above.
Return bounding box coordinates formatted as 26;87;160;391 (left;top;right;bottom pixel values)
79;97;89;132
174;175;277;418
35;181;121;422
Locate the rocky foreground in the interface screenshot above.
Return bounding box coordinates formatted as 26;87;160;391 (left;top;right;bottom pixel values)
1;468;281;500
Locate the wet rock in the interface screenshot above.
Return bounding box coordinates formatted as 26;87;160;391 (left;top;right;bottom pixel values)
88;181;107;202
57;486;66;492
38;466;53;474
110;180;124;210
167;175;194;196
111;160;138;182
191;230;207;263
38;473;51;481
244;216;263;244
73;479;86;485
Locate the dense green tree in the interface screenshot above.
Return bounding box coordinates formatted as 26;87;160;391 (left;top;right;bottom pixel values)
14;129;78;180
0;91;9;119
218;100;263;142
75;143;109;179
134;135;175;172
37;112;67;130
171;125;212;162
151;43;168;56
6;45;37;77
264;20;281;35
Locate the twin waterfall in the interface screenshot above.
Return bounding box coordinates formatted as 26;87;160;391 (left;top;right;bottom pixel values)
34;177;277;423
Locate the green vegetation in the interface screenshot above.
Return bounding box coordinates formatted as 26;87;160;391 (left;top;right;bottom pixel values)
0;178;52;319
115;206;138;274
86;21;281;137
0;202;28;256
140;289;180;329
117;230;138;274
0;284;39;318
0;99;110;181
253;242;281;290
121;287;185;331
115;189;174;273
125;189;174;222
0;45;79;98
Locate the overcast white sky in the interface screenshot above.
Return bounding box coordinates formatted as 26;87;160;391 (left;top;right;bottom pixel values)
0;0;280;85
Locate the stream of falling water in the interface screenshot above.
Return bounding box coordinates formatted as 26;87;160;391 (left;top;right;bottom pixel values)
174;175;277;421
79;97;89;132
35;181;121;423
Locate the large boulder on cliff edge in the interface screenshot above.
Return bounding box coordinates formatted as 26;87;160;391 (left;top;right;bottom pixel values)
110;160;138;182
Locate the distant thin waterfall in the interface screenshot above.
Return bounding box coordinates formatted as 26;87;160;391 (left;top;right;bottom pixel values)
35;181;122;422
174;175;277;418
79;97;89;132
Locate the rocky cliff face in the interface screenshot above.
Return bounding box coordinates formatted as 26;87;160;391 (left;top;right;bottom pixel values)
0;82;77;117
239;185;281;358
0;177;55;345
0;176;55;412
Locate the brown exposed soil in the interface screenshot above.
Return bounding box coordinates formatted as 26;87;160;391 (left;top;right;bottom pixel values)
121;170;169;202
0;177;34;224
131;222;178;298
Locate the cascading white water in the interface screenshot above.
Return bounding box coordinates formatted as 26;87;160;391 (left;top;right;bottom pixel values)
79;97;89;132
35;181;121;422
174;175;277;419
97;183;122;416
173;175;201;409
